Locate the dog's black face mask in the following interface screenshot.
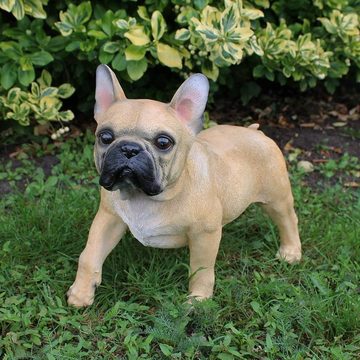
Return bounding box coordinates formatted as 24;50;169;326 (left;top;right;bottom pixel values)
99;141;162;196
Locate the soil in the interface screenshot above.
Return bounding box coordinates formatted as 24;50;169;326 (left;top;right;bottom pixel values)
210;88;360;188
1;88;359;194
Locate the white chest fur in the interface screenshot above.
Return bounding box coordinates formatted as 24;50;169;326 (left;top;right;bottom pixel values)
111;192;187;248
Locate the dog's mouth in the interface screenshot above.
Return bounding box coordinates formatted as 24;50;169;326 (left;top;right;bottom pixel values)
99;148;163;196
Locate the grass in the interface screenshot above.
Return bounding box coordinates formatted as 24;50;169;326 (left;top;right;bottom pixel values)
0;134;359;359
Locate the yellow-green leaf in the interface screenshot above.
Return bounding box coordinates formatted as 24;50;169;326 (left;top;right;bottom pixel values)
124;25;150;46
201;62;219;81
137;6;149;21
0;0;15;12
156;43;182;69
175;28;190;41
241;8;264;20
151;10;166;41
125;45;146;61
11;0;25;20
24;0;47;19
127;58;148;81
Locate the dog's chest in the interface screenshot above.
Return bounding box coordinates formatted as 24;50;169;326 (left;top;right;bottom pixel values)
112;197;187;248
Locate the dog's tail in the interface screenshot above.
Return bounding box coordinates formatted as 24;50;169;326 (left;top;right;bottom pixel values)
248;123;260;130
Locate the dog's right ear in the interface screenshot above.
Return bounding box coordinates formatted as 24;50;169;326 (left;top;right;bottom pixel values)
95;64;126;119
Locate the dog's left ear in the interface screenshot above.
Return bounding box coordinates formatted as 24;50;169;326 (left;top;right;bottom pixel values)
95;64;126;119
170;74;209;134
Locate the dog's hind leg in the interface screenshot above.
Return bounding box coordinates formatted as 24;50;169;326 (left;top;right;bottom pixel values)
261;193;302;264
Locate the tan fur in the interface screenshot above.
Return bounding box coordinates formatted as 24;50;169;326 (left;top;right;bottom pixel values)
67;71;301;307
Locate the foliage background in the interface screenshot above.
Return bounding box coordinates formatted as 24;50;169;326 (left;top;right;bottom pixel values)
0;0;359;134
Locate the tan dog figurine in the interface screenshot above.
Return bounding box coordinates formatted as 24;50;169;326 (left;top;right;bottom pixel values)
67;65;302;307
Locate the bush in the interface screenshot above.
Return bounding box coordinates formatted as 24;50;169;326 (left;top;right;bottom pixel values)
0;0;359;135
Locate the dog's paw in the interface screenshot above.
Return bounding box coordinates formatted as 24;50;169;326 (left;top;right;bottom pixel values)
67;284;95;308
186;293;212;304
276;246;301;264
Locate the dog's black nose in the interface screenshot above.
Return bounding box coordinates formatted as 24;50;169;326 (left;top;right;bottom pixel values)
120;143;142;158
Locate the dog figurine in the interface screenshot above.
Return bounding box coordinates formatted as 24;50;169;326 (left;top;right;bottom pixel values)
67;65;301;307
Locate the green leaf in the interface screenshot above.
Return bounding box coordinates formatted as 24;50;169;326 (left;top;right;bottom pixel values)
18;66;35;86
65;41;80;52
0;0;15;13
253;64;265;78
77;1;92;24
88;30;107;40
124;25;150;46
175;28;191;41
1;63;17;89
266;333;273;350
151;10;166;41
103;41;121;54
156;43;182;69
99;10;117;36
41;86;59;98
324;78;339;94
299;79;307;91
241;8;264;20
125;45;146;61
265;69;275;81
250;301;262;315
58;110;74;121
11;0;25;20
31;82;40;97
159;343;173;356
127;58;148;81
112;53;127;71
38;69;52;87
29;51;54;66
253;0;270;8
137;6;149;21
55;21;73;37
7;87;21;103
55;1;92;36
217;353;234;360
341;13;359;36
47;36;68;52
194;0;208;10
282;66;292;78
0;41;22;59
24;0;47;19
318;17;337;34
19;56;33;71
114;19;128;31
240;81;261;105
99;48;114;64
57;84;75;98
249;36;264;56
45;176;58;187
221;6;237;33
201;62;219;81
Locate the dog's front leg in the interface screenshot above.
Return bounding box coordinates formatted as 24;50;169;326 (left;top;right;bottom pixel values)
67;204;127;307
188;228;222;300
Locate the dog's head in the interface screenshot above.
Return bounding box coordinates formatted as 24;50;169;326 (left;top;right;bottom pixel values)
93;65;209;199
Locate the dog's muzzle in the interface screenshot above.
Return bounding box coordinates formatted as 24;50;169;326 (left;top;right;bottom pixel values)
99;141;162;196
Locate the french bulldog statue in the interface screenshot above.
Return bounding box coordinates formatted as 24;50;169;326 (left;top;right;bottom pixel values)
67;65;301;307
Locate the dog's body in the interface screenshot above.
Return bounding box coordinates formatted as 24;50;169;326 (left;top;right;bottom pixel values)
67;65;301;307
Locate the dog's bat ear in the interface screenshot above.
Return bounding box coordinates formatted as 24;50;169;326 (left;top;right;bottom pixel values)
170;74;209;134
95;64;126;118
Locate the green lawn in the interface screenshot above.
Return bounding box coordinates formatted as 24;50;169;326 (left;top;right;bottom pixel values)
0;135;359;359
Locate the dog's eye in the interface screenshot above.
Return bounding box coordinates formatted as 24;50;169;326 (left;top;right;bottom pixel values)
99;131;114;145
154;135;174;151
